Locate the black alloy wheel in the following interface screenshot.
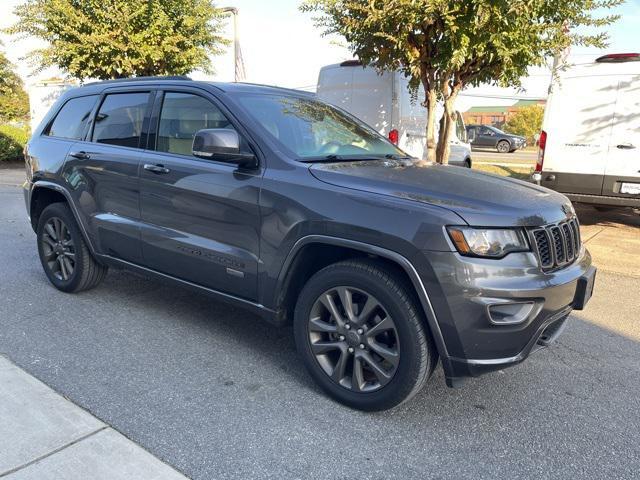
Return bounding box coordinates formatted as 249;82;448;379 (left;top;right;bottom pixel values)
40;216;76;281
307;286;400;392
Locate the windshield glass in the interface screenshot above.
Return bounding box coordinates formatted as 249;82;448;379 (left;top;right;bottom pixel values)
234;93;407;160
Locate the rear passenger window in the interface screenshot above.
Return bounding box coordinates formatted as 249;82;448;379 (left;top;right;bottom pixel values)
157;92;235;156
92;93;150;148
47;95;98;140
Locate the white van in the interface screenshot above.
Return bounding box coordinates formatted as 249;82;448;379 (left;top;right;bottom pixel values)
534;53;640;208
317;61;472;167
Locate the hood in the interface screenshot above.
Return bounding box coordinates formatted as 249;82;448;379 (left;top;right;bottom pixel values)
309;160;573;227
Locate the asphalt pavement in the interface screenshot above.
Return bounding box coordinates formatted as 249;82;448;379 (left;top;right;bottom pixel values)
0;170;638;479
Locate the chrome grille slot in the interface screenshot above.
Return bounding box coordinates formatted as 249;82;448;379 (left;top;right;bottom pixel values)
530;217;581;271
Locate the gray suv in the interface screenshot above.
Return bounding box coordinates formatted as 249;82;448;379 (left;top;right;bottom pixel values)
23;77;596;411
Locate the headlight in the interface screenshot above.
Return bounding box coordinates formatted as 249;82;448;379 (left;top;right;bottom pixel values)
447;227;529;258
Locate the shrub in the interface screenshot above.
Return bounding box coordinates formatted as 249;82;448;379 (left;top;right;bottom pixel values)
0;124;29;162
503;105;544;145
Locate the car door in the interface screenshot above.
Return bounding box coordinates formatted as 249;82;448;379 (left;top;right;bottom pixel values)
541;74;616;195
62;89;154;263
477;126;496;147
602;75;640;198
139;89;262;300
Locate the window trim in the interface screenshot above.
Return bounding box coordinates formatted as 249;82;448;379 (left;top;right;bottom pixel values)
42;94;100;141
147;87;262;169
87;88;155;150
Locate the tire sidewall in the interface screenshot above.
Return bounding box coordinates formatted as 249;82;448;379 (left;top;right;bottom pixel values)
36;203;86;292
294;264;429;411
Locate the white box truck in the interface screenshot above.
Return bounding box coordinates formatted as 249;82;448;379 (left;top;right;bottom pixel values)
317;61;472;167
533;53;640;209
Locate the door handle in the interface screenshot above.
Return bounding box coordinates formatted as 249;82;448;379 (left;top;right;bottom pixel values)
143;163;170;174
616;143;636;149
69;151;90;160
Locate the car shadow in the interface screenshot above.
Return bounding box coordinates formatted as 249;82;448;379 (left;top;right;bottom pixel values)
574;203;640;228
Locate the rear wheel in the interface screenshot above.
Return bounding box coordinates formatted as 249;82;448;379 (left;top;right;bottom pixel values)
496;140;510;153
294;259;437;411
37;203;107;293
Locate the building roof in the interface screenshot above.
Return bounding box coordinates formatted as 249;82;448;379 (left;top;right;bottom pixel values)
466;105;510;113
466;99;545;113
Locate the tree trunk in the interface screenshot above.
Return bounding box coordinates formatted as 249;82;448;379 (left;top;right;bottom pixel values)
435;90;460;165
423;88;438;162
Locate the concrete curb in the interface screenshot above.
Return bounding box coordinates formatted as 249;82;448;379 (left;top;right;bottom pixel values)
0;356;189;479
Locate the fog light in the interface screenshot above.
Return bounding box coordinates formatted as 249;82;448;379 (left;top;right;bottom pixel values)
487;302;535;325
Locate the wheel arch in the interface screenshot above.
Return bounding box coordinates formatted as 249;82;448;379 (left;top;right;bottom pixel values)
274;236;451;367
30;182;97;255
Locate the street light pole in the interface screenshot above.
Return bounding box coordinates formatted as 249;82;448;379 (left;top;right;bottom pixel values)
221;6;246;82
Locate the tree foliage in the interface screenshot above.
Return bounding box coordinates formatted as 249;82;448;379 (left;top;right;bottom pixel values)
302;0;622;164
503;104;545;144
5;0;230;81
0;47;30;123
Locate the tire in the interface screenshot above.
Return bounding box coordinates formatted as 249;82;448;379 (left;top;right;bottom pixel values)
36;202;107;293
496;140;510;153
294;259;437;411
464;159;471;168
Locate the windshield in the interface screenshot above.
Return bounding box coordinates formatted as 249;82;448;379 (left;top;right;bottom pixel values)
234;93;407;160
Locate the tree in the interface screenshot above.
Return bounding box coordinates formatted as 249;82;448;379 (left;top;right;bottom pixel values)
0;47;30;123
503;104;545;145
302;0;622;164
5;0;230;81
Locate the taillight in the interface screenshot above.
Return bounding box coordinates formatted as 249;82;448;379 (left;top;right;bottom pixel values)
388;129;399;145
536;130;547;173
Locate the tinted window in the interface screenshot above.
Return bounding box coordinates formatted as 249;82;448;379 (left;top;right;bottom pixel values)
47;95;98;140
92;93;150;148
480;126;494;135
157;92;235;156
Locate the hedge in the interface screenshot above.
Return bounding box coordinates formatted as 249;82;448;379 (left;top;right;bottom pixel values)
0;124;29;162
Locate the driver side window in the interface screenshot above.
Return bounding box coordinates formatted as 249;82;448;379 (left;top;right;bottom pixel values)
480;126;494;136
157;92;237;156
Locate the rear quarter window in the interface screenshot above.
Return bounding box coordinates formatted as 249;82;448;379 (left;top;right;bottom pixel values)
46;95;99;140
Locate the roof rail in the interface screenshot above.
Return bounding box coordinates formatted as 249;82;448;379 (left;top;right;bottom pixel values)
83;75;192;86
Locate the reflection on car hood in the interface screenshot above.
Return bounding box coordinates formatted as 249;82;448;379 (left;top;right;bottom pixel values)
309;159;572;227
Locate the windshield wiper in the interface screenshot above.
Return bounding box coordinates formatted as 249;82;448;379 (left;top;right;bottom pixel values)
384;154;413;160
299;155;366;163
300;153;412;163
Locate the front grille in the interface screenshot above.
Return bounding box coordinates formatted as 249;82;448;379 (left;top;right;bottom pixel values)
530;217;581;271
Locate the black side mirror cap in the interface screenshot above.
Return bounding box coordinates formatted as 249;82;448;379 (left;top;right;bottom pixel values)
192;129;257;168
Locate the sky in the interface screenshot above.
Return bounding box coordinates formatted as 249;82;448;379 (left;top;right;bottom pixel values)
1;0;639;108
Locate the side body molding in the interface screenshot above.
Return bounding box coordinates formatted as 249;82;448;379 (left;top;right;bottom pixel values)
276;235;453;376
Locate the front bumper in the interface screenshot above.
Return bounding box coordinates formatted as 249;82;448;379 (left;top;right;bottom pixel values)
419;247;595;385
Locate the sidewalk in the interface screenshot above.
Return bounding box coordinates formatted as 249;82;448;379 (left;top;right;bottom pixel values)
0;356;188;479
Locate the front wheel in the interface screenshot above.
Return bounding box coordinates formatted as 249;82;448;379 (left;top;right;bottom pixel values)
496;140;510;153
37;202;107;293
294;259;437;411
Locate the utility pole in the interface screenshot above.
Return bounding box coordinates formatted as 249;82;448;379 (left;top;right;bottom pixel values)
221;7;246;82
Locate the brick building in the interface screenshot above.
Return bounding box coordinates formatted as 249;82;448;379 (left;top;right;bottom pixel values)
462;99;546;128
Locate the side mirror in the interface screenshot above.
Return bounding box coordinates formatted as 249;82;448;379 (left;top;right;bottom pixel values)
192;129;257;168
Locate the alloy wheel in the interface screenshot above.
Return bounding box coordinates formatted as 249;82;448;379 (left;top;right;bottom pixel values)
307;286;400;392
40;217;76;281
